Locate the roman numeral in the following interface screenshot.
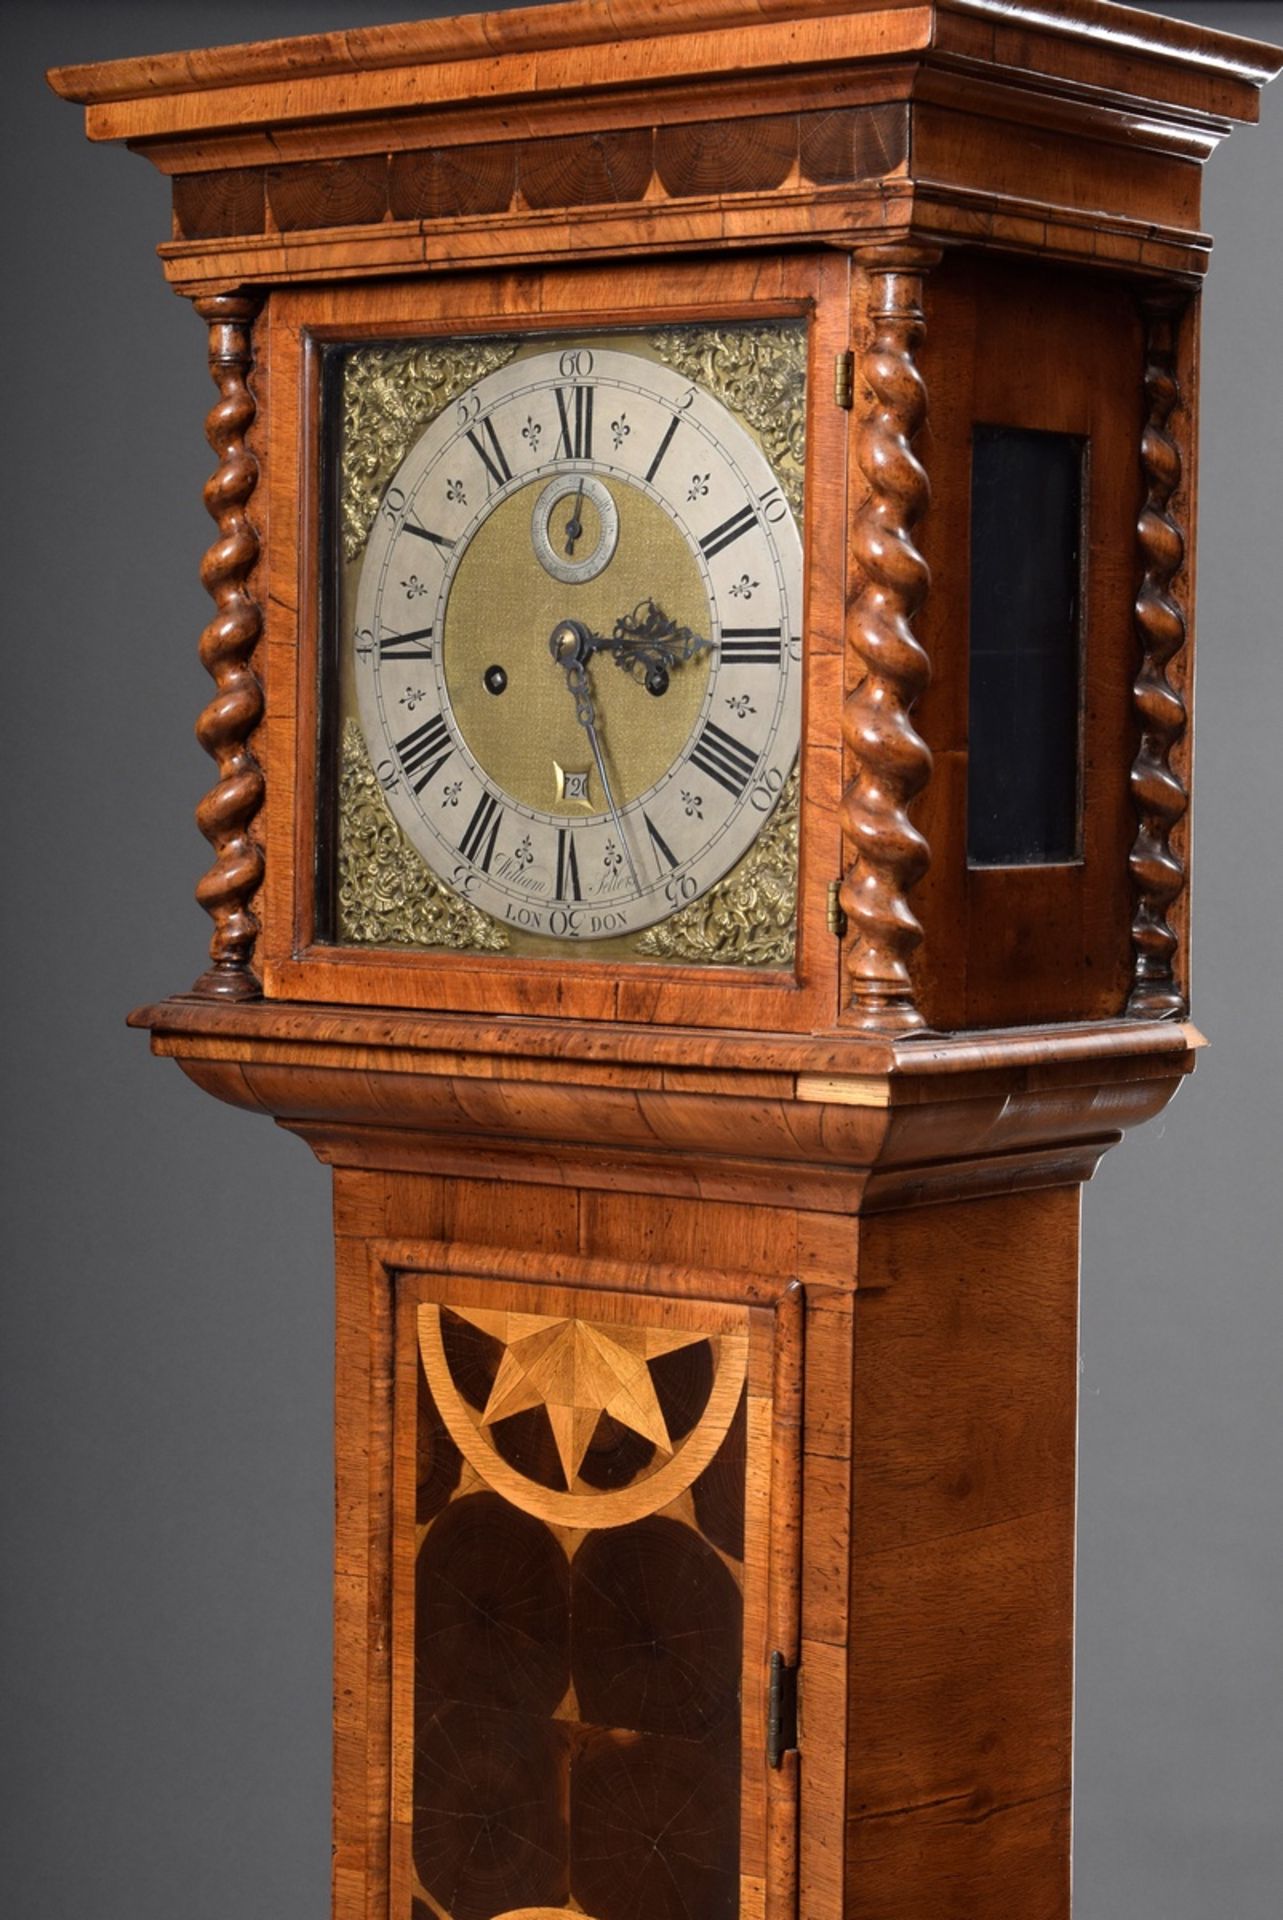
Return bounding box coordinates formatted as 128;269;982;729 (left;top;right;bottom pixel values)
378;627;434;660
644;412;681;485
459;790;503;871
466;417;513;494
689;720;758;800
555;385;594;461
402;521;453;553
554;828;582;903
720;627;782;666
396;713;453;794
643;812;679;872
699;503;758;560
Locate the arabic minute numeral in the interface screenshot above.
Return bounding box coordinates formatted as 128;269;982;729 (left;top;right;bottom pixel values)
751;766;786;813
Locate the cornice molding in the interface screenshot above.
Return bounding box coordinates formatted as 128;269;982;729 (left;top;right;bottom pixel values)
47;1;1282;111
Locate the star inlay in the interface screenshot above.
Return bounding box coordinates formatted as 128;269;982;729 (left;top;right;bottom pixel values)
451;1307;709;1490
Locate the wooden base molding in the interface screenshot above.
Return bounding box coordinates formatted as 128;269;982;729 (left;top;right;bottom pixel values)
131;999;1199;1214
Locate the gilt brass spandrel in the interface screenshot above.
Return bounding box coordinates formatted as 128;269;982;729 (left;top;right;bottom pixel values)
341;337;519;561
635;766;799;967
336;719;509;951
652;322;807;525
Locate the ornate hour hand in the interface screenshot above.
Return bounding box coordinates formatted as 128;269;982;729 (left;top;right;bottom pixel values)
549;620;643;890
563;477;587;556
604;599;711;695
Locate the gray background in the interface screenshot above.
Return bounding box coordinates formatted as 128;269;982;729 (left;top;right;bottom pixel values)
1;2;1279;1914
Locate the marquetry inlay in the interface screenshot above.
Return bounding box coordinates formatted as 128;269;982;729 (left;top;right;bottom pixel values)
445;1305;712;1489
418;1302;748;1528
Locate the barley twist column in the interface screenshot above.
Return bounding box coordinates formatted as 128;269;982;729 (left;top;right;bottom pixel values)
1128;289;1190;1018
191;292;266;1001
841;246;938;1032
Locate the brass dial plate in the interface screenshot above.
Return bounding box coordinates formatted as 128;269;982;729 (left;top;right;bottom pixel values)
332;323;806;964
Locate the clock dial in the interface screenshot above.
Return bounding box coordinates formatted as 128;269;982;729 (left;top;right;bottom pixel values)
350;339;803;945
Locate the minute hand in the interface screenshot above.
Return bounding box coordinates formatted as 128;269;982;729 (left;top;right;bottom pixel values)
581;705;642;892
549;623;642;891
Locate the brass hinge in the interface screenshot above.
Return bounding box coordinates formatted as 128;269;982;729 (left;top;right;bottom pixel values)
834;349;854;409
827;880;848;938
767;1650;799;1768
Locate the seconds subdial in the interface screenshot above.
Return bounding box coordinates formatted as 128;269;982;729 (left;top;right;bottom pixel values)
531;473;620;584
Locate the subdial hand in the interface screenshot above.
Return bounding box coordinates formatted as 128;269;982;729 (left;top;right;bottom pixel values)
549;621;643;891
563;478;587;557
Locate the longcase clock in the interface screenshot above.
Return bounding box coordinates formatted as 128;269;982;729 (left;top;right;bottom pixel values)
50;4;1282;1917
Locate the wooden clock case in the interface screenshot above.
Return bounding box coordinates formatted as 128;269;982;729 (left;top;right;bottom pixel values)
49;4;1281;1918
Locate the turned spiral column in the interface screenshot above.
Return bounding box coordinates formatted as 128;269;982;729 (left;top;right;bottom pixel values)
1127;290;1191;1019
191;292;266;1001
841;246;938;1032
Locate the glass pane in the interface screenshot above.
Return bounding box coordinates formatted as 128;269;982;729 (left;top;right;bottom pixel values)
967;425;1084;866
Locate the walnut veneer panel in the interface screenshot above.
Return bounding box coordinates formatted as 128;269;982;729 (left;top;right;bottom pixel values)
845;1187;1080;1917
911;254;1148;1030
